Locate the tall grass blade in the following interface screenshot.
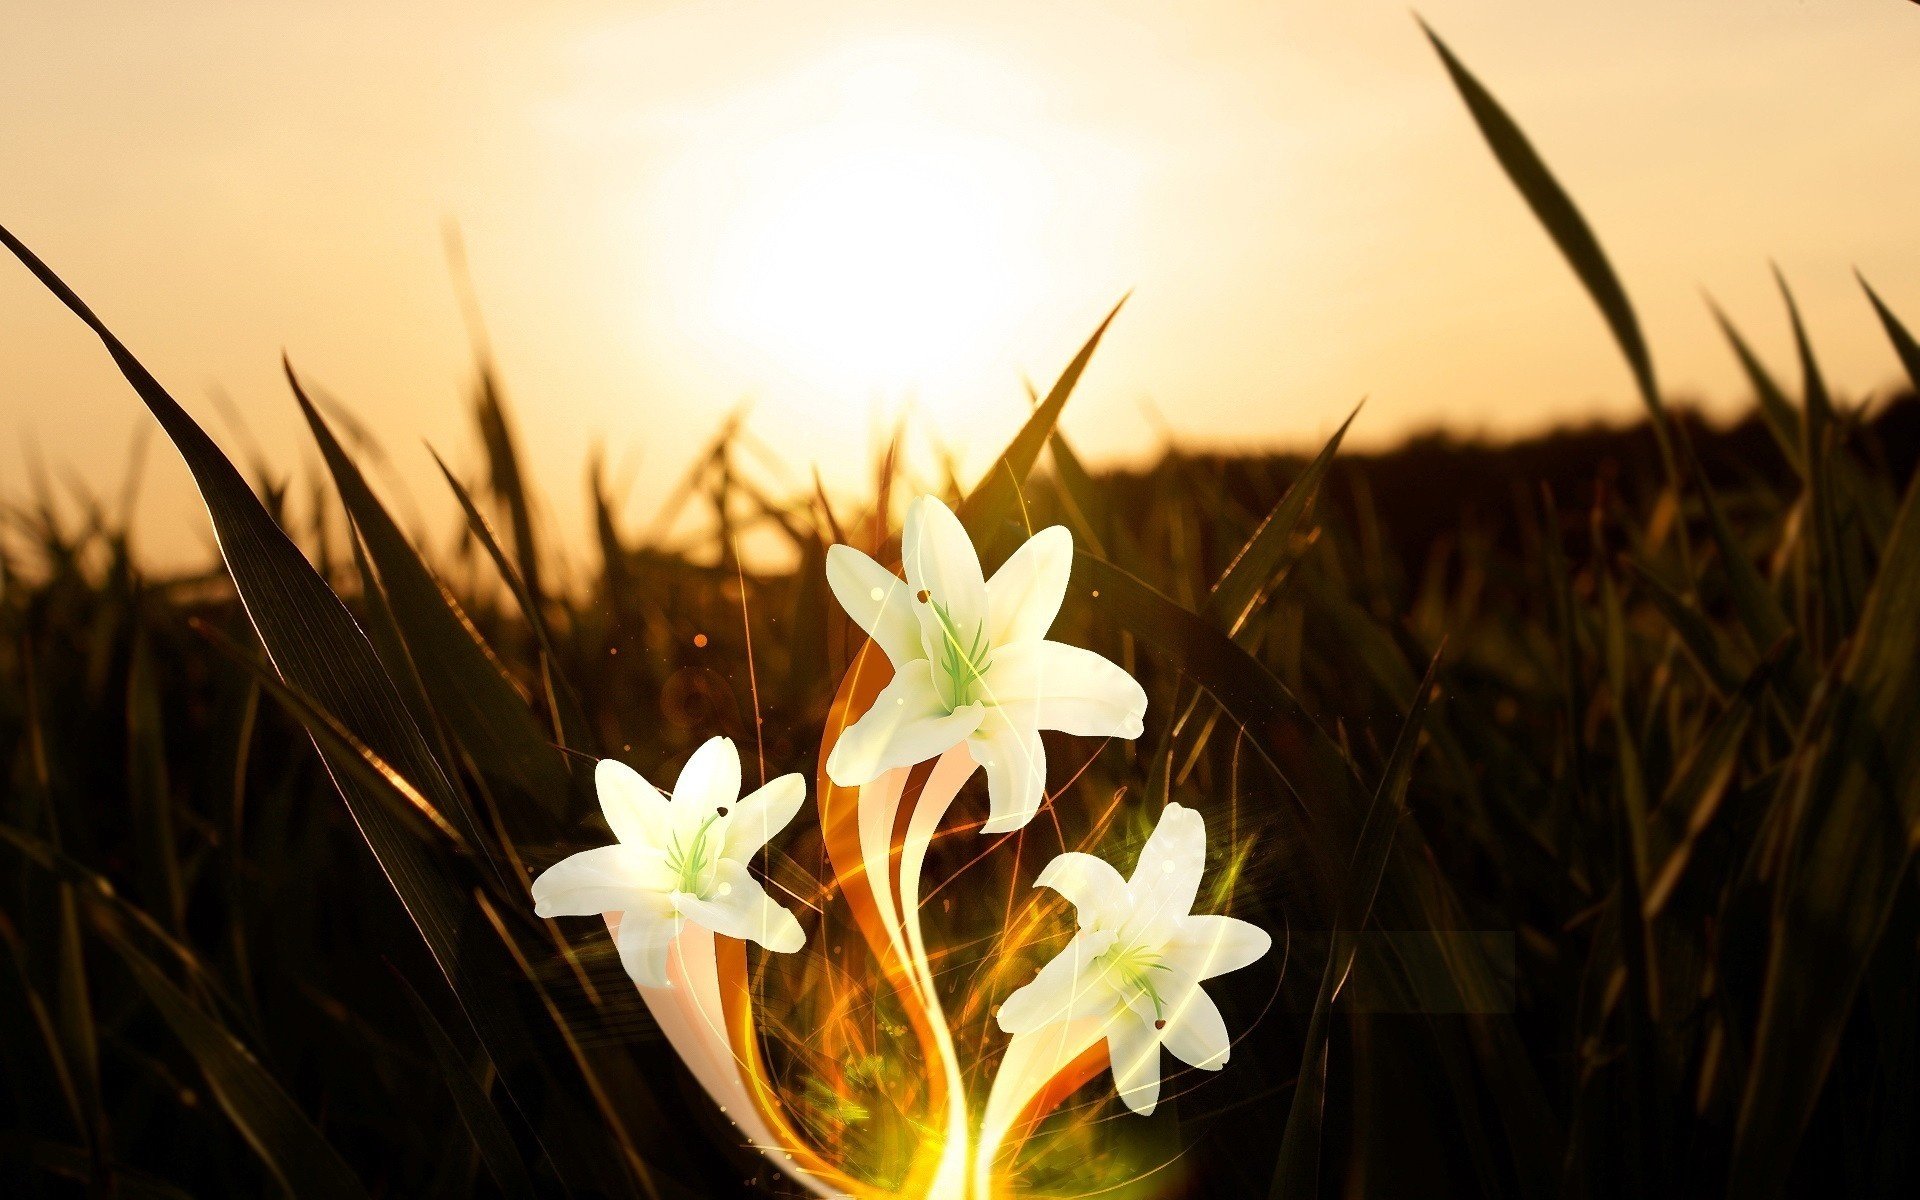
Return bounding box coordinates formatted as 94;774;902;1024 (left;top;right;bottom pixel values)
289;367;572;834
1420;22;1660;425
394;972;540;1198
1858;273;1920;392
959;296;1126;556
429;447;593;758
1207;405;1358;634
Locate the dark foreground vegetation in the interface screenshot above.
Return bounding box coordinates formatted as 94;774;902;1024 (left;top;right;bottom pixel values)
5;27;1920;1200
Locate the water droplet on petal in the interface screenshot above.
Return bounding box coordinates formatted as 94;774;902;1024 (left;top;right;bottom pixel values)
1162;860;1177;874
869;587;885;602
718;882;733;897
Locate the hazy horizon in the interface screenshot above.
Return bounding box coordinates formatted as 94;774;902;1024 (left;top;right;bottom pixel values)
5;1;1919;569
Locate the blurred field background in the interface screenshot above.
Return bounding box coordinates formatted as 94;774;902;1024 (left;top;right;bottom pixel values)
7;12;1920;1200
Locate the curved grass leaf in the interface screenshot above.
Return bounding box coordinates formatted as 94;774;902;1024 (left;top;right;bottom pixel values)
428;447;593;760
288;367;572;835
0;226;617;1195
1708;299;1803;474
1420;21;1659;423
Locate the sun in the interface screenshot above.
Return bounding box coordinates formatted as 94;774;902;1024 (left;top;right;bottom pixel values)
684;48;1055;398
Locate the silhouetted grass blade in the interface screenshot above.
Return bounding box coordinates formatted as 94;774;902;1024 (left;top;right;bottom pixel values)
1207;405;1358;635
0;225;620;1195
288;365;572;835
429;447;594;760
1859;272;1920;392
1420;21;1659;422
959;296;1126;557
395;972;540;1198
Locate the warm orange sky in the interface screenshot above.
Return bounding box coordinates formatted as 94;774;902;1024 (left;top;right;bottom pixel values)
5;2;1919;569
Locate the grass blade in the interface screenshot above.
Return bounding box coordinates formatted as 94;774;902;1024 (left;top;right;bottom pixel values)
1207;404;1359;634
289;366;572;835
959;297;1126;556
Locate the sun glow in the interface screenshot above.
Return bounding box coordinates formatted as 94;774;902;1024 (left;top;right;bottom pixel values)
645;43;1064;404
707;127;1043;392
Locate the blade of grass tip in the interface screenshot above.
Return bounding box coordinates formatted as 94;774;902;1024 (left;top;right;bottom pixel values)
1270;652;1439;1199
429;446;594;759
1207;403;1359;635
93;910;373;1200
1421;19;1694;579
1775;268;1863;635
1707;297;1803;474
393;971;539;1199
1731;440;1920;1196
287;363;571;835
958;295;1127;557
1858;272;1920;391
1421;21;1658;423
473;363;545;609
0;228;588;1167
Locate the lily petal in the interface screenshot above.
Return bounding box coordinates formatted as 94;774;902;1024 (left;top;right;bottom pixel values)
531;844;669;917
720;772;806;863
595;758;670;847
902;495;987;650
825;663;985;786
1034;852;1128;925
1166;914;1272;982
614;901;682;989
1127;803;1207;935
671;736;741;814
985;525;1072;646
997;930;1121;1035
674;862;805;953
825;545;921;667
972;715;1048;834
981;641;1146;740
1160;985;1231;1071
1106;1014;1164;1116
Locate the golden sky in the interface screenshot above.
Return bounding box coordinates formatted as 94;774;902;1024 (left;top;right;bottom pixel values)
4;1;1918;569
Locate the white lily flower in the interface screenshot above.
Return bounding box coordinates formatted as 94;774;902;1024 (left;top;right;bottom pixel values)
995;803;1270;1115
531;737;807;989
824;494;1148;833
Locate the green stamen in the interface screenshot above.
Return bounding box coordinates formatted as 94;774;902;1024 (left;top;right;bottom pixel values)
666;810;726;894
926;597;992;708
1100;941;1173;1023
